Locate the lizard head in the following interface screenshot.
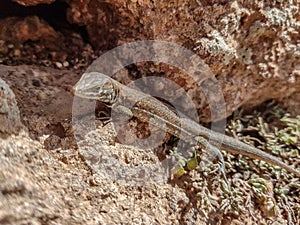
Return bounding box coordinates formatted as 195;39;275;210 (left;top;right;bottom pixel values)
73;72;117;103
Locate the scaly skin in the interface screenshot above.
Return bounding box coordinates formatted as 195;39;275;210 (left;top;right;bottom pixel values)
74;72;300;177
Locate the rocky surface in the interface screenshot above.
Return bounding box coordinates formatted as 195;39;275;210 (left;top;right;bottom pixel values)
1;1;299;121
0;16;60;44
0;78;23;134
67;0;300;121
0;0;300;224
0;64;299;224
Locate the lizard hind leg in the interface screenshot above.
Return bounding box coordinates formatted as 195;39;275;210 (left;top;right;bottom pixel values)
194;136;227;178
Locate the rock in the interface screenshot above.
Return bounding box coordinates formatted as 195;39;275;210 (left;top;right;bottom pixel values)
67;0;300;121
0;78;23;134
12;0;55;6
0;16;61;45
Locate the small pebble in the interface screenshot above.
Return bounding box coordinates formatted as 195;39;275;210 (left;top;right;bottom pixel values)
63;61;69;67
55;62;63;68
13;49;21;57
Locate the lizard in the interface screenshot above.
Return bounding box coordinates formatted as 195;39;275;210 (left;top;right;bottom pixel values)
73;72;300;178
